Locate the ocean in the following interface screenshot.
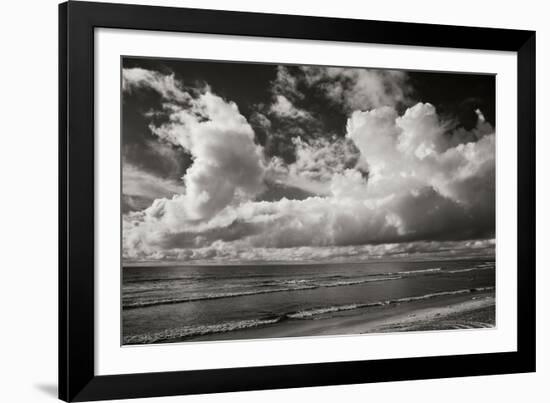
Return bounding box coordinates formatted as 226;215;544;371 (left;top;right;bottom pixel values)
122;259;495;345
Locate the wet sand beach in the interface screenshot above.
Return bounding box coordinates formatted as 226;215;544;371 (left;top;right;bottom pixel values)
176;290;495;343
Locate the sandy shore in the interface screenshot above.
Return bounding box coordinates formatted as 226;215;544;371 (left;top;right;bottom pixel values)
186;290;495;343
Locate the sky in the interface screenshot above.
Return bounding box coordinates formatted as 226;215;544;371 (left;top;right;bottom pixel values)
121;57;496;264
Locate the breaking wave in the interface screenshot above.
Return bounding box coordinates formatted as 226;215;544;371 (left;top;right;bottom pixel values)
123;276;402;309
123;286;495;344
123;317;283;345
397;267;442;275
122;285;317;309
286;287;495;319
123;263;494;310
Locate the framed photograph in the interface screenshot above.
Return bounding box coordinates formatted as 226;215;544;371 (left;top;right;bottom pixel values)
59;1;535;401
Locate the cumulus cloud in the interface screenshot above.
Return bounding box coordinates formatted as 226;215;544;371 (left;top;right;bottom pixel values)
123;68;266;226
300;66;410;111
265;137;362;195
123;104;494;260
347;102;494;207
123;68;192;103
254;65;411;164
122;67;494;263
271;66;304;102
269;65;409;111
269;95;313;120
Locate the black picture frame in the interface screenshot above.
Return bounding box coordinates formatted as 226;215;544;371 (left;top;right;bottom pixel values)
59;1;536;401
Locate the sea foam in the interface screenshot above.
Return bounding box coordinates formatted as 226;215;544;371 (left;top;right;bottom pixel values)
123;286;495;343
123;317;282;344
286;287;495;319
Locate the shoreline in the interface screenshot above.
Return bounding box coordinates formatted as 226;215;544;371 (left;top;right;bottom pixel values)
178;290;495;343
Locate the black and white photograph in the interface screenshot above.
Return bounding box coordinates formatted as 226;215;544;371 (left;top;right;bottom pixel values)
121;57;496;345
0;0;544;401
